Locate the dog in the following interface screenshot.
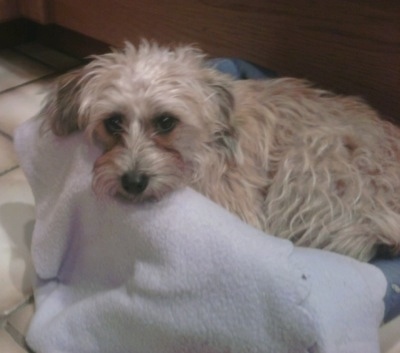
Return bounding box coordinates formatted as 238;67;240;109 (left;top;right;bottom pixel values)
40;40;400;261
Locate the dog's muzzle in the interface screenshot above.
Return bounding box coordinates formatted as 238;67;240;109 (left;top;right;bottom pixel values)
121;171;149;195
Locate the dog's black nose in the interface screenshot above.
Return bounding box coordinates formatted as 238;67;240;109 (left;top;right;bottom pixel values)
121;172;149;195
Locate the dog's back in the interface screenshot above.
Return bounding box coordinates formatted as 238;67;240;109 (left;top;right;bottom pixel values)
225;78;400;260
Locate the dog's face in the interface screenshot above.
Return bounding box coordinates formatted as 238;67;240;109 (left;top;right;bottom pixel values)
43;41;236;201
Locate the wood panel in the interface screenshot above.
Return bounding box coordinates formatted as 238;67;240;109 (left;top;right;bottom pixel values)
17;0;50;24
0;0;19;23
46;0;400;118
36;24;110;58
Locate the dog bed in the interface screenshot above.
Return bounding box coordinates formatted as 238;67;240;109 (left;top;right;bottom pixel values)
14;59;400;353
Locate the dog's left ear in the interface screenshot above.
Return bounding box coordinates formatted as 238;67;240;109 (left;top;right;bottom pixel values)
204;73;240;162
41;69;85;136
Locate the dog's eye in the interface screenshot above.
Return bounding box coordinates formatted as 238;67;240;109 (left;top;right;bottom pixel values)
153;114;179;134
104;113;124;134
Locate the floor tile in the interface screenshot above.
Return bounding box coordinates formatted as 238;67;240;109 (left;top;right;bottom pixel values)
16;42;82;71
387;341;400;353
0;168;35;314
0;167;34;207
0;76;54;137
0;50;54;93
8;302;34;337
0;135;18;173
380;316;400;353
0;329;27;353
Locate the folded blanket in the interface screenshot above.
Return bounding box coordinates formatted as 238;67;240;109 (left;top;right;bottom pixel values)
15;108;389;353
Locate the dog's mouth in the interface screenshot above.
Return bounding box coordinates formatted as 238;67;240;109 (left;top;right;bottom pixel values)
115;172;163;202
92;173;160;202
92;165;187;203
114;172;185;203
114;188;160;203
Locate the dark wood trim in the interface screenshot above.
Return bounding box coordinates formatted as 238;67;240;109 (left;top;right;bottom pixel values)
35;24;109;59
0;19;37;49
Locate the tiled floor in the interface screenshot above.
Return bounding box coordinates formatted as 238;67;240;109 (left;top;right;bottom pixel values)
0;41;399;353
0;42;81;353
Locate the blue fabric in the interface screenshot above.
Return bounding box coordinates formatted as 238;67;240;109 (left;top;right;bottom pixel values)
208;58;277;80
211;57;400;324
371;257;400;323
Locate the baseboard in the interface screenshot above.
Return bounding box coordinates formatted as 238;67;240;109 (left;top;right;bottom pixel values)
35;24;110;60
0;19;37;49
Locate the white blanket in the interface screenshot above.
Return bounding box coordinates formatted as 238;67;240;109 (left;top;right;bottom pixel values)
15;117;387;353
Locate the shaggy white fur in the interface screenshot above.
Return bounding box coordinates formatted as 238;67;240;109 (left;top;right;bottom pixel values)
40;40;400;261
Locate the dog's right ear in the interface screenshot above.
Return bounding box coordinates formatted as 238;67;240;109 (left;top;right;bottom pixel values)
41;69;84;136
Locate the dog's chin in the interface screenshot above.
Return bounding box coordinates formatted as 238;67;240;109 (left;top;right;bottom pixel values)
114;190;160;203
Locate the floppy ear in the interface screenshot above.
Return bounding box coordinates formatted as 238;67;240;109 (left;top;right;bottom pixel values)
41;69;84;136
205;73;240;163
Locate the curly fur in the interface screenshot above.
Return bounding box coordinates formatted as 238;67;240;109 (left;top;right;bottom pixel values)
40;40;400;261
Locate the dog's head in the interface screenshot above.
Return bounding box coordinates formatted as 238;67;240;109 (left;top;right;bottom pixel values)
42;41;237;201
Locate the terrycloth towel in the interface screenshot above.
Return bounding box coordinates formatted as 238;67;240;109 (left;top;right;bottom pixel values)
15;117;387;353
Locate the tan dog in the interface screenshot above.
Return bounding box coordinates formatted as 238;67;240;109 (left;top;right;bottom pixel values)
41;41;400;261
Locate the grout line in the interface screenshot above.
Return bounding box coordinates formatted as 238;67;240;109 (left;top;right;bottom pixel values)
0;165;19;178
0;61;84;96
0;45;85;96
4;321;26;346
11;47;59;71
2;296;35;352
0;129;13;141
0;72;56;96
0;48;56;95
12;47;80;72
5;321;36;352
0;296;32;318
12;47;60;71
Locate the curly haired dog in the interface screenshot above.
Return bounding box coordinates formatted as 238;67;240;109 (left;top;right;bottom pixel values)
41;41;400;261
